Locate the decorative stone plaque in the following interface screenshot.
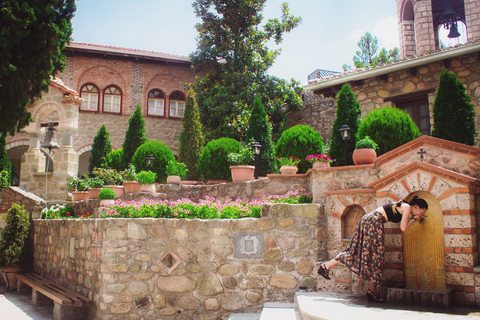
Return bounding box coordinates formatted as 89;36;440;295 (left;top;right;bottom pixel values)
234;232;263;259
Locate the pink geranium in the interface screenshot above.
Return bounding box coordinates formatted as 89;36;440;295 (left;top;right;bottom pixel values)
305;154;336;163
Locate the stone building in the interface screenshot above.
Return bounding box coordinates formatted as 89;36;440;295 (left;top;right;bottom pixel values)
5;42;194;202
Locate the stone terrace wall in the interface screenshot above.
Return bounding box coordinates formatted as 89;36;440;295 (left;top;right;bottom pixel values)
33;203;322;319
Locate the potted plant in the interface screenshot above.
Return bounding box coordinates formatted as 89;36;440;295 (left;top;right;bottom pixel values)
0;203;30;290
92;167;125;197
98;187;116;206
227;143;255;182
305;153;336;169
276;156;301;174
352;136;378;165
166;160;188;184
122;164;141;193
85;176;104;199
68;177;90;201
137;170;157;192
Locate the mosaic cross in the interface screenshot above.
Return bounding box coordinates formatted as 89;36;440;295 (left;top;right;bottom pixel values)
418;148;426;162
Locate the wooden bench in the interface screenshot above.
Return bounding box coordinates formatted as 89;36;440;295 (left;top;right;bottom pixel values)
16;273;91;320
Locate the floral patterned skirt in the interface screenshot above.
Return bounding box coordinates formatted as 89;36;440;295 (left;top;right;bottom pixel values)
334;211;386;287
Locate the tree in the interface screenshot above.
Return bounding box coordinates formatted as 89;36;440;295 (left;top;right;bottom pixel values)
122;105;147;169
245;96;276;175
432;69;477;145
89;125;112;174
179;88;204;180
0;0;76;135
0;133;12;185
328;84;361;166
191;0;303;141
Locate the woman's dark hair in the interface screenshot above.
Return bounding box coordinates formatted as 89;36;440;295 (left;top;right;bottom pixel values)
404;196;428;209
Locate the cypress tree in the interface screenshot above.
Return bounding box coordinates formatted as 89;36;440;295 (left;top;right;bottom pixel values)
328;84;361;166
432;69;477;145
89;125;112;174
179;88;204;180
122;105;147;169
245;96;276;175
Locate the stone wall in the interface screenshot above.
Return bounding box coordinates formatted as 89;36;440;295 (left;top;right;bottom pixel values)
32;203;322;319
0;187;45;218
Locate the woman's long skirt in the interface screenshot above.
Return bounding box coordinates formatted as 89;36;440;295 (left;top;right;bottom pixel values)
334;211;386;287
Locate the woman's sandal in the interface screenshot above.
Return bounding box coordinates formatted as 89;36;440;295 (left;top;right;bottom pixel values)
317;264;331;280
366;290;384;302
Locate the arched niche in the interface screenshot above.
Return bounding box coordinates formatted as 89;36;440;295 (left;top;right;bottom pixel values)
341;204;366;240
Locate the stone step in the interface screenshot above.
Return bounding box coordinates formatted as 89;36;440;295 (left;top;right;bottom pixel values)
259;302;300;320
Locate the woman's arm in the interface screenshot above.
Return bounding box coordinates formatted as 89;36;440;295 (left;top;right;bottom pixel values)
399;203;414;232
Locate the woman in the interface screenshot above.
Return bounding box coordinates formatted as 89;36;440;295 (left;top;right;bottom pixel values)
317;196;428;302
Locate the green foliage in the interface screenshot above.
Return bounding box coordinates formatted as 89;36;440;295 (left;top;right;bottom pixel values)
179;88;204;180
122;163;137;182
89;125;112;175
261;189;312;204
122;105;147;169
91;167;124;186
98;188;116;200
67;177;89;191
0;134;11;185
0;0;76;135
0;204;31;267
227;141;254;166
276;157;301;166
245;96;276;175
357;107;421;156
166;161;188;179
191;0;303;141
0;170;9;191
432;69;477;146
275;125;323;173
41;204;74;219
131;141;175;183
198;138;242;180
136;171;157;185
328;84;361;166
105;149;124;171
355;136;378;150
84;176;104;189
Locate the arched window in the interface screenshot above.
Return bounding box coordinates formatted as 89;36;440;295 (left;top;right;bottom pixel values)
80;84;99;111
103;86;122;114
169;91;185;117
148;89;165;116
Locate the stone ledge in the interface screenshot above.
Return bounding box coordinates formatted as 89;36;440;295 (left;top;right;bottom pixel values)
386;288;453;309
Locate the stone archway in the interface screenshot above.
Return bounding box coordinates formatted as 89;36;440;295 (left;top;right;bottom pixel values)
403;191;445;291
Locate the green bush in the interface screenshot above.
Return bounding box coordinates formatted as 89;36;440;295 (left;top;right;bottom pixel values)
198;138;242;180
227;141;254;166
121;163;137;182
67;177;89;191
0;170;9;191
356;107;421;156
274;125;323;173
123;105;147;169
166;161;188;179
0;204;30;268
136;171;157;185
98;188;116;200
89;125;112;175
92;167;124;186
0;134;11;185
131;141;175;183
355;136;378;150
105;149;124;171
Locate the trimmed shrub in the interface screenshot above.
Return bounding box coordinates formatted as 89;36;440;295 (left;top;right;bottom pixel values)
198;138;242;181
274;125;323;173
136;171;157;184
328;84;361;166
179;88;204;180
123;105;147;169
89;125;112;174
131;141;175;183
105;148;124;171
0;204;30;268
98;188;116;200
245;96;276;175
432;69;476;145
357;107;421;156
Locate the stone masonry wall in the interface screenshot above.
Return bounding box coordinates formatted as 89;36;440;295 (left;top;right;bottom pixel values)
33;203;322;319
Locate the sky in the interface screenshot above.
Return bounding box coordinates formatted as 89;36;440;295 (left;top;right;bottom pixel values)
71;0;400;85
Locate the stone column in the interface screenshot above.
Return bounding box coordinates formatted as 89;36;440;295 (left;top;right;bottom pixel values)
20;133;47;192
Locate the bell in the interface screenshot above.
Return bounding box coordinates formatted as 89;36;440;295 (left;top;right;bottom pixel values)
438;0;457;27
447;23;461;38
41;127;60;150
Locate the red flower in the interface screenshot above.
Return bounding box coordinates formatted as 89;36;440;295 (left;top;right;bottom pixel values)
66;212;71;216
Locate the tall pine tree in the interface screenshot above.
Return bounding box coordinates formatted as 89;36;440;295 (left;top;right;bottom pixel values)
432;69;477;145
89;125;112;174
122;105;147;169
245;96;276;175
179;88;204;180
328;84;361;166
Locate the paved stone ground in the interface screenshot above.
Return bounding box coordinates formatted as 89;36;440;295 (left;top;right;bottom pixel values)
0;286;53;320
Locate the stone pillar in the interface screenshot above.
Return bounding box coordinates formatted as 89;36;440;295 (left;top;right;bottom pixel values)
53;303;87;320
50;129;79;202
464;0;480;42
32;289;52;307
414;0;436;54
20;133;47;192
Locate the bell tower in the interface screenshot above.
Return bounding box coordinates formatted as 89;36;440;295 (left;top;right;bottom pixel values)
396;0;480;59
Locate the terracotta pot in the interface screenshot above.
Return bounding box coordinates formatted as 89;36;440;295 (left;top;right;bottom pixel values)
88;188;102;199
352;148;377;165
279;165;298;174
100;199;115;207
166;175;181;184
123;181;141;194
72;191;89;201
313;162;330;169
140;184;156;193
103;185;125;197
2;266;24;290
230;165;255;182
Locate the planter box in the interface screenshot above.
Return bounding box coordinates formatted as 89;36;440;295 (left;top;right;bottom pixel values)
230;165;255;182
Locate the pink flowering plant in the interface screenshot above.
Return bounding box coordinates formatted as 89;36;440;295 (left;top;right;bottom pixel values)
305;154;336;164
276;156;301;166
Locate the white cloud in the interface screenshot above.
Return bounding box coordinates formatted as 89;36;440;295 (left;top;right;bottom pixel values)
351;29;365;40
374;16;399;49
